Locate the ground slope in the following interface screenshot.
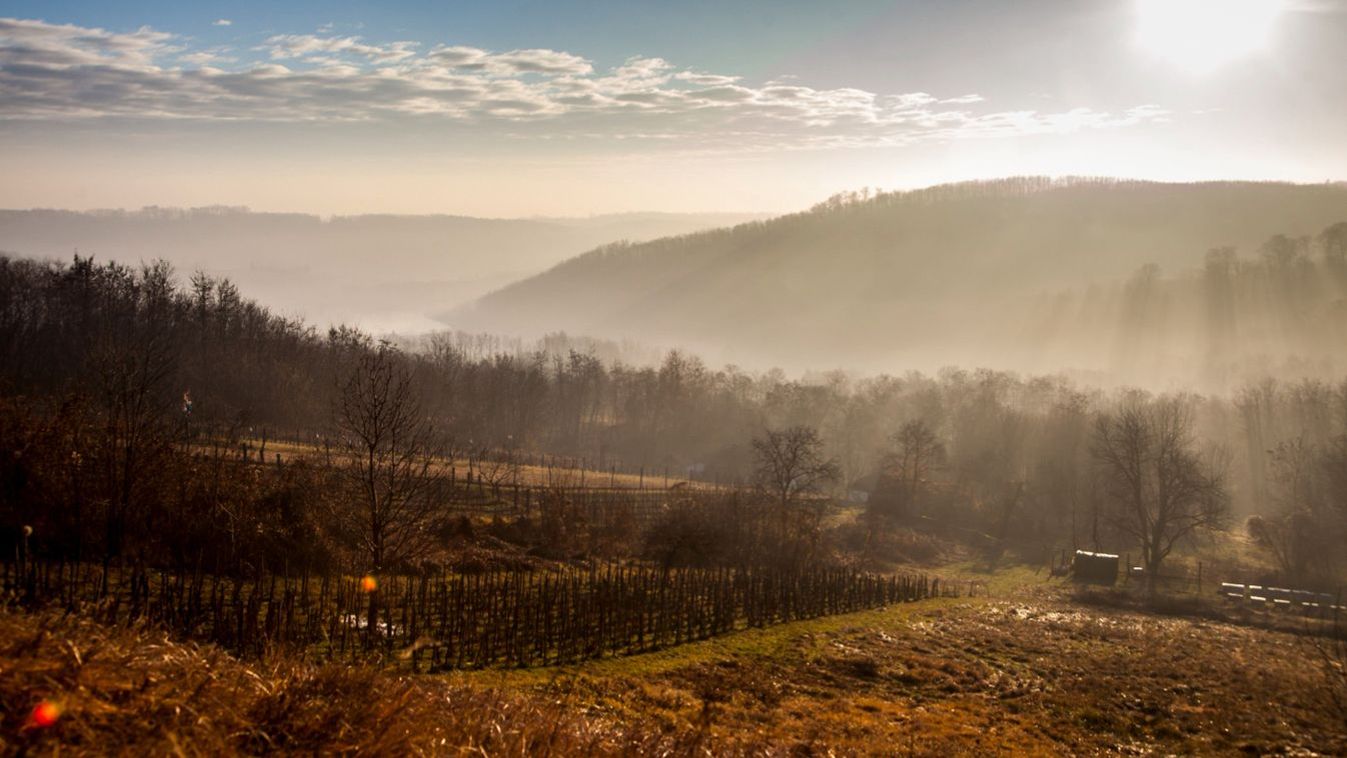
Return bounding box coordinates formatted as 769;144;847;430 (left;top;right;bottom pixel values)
456;178;1347;381
463;579;1346;755
8;570;1340;756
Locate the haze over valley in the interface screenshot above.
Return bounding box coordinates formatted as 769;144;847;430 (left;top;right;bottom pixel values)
0;207;763;332
4;2;1347;755
458;177;1347;388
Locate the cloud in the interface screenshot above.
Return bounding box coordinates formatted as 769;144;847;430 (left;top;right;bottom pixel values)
424;45;591;76
264;33;418;63
212;19;232;27
0;17;1170;150
674;71;740;87
177;48;235;66
0;17;176;70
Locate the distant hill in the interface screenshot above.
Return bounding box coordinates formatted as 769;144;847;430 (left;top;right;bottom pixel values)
0;207;766;333
452;178;1347;386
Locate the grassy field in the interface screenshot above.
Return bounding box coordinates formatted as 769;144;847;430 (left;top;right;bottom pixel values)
4;565;1344;755
444;573;1344;755
211;434;717;492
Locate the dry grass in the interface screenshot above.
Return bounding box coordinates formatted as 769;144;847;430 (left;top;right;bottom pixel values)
459;579;1347;756
0;610;721;756
6;573;1345;756
226;436;711;492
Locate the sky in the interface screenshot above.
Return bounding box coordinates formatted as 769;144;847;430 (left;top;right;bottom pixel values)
1;0;1344;216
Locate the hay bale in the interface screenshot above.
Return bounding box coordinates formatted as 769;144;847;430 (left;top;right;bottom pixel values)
1072;550;1119;586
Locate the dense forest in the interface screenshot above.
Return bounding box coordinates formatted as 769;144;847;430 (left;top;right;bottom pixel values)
459;178;1347;383
2;252;1346;588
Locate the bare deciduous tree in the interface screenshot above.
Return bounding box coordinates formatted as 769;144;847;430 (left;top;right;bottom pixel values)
752;425;840;530
867;420;942;527
475;438;522;498
335;343;437;571
883;420;945;520
1092;397;1229;597
88;261;178;563
1324;434;1347;521
1244;436;1338;582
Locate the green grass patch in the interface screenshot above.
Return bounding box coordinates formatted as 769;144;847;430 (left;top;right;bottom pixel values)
445;593;981;687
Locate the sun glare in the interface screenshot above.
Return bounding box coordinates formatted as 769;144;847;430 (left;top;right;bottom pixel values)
1136;0;1285;74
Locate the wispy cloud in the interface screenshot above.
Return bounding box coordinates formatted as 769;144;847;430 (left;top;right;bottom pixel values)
263;33;418;63
0;17;1169;150
212;19;232;27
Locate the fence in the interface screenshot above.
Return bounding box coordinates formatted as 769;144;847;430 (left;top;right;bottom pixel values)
2;559;954;670
1052;548;1347;620
1216;582;1346;617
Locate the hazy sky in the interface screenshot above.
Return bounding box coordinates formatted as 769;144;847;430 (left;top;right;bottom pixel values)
2;1;1344;216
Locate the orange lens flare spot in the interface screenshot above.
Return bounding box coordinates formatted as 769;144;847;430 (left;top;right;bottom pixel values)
28;700;62;728
361;575;378;593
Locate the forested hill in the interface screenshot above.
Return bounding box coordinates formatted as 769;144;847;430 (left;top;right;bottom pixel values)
453;178;1347;384
0;207;764;333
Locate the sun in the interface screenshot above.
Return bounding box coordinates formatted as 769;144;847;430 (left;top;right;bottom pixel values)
1135;0;1286;74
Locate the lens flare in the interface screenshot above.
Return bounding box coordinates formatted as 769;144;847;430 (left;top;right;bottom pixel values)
28;700;62;729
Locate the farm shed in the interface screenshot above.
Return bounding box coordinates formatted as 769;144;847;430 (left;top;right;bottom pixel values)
1072;550;1119;585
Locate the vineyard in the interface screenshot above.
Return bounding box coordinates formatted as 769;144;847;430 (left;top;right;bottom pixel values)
186;427;727;527
2;560;955;670
191;422;722;493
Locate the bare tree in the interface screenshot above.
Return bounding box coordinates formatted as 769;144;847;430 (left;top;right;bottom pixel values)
1091;397;1229;597
890;420;945;517
474;436;524;500
1324;434;1347;522
1244;436;1338;583
88;261;178;563
751;426;840;531
870;419;945;523
335;343;437;571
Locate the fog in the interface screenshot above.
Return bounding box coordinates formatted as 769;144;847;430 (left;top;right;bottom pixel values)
455;178;1347;391
6;2;1347;749
4;176;1346;545
0;206;765;333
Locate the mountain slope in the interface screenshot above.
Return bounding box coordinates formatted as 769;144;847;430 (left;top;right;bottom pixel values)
0;207;765;332
453;178;1347;381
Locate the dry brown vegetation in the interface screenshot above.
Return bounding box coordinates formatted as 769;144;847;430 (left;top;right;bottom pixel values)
0;610;716;756
456;577;1347;756
7;572;1344;756
2;250;1346;755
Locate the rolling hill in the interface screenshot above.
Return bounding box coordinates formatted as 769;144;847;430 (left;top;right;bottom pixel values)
452;178;1347;386
0;207;765;333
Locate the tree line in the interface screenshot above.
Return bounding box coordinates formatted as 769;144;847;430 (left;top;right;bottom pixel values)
2;252;1346;587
